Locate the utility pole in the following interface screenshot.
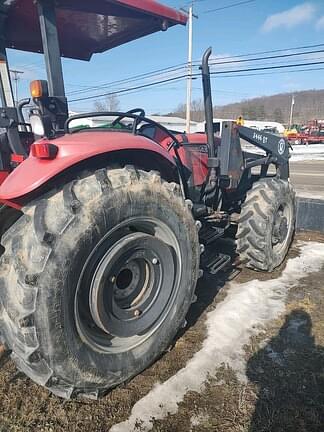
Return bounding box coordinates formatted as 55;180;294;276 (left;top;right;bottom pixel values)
186;4;193;134
10;69;24;105
181;3;198;134
289;95;295;128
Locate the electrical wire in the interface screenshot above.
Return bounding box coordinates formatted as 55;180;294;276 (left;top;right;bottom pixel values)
204;0;257;13
208;49;324;66
69;75;189;102
210;60;324;75
211;65;324;78
67;46;324;98
67;64;188;96
68;60;324;103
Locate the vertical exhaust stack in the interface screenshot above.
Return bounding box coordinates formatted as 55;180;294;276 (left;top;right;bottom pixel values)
201;47;215;159
201;47;219;208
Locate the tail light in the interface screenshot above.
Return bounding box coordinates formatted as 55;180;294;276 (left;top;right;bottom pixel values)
11;154;25;164
31;142;58;159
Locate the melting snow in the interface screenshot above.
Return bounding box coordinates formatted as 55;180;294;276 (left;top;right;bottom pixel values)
110;242;324;432
290;144;324;161
242;143;324;161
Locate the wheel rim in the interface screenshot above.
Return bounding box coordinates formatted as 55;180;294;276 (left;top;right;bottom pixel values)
74;217;182;353
272;201;292;254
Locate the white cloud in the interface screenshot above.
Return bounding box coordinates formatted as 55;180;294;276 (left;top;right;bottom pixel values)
316;15;324;30
261;3;316;32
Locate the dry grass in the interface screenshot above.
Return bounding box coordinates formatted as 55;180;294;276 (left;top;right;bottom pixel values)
1;232;324;432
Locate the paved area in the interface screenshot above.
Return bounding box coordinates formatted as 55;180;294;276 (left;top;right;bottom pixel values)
290;160;324;198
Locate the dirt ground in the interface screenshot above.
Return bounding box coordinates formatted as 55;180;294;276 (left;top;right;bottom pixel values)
1;231;324;432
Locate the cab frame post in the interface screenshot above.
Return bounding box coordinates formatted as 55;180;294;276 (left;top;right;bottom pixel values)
37;0;68;130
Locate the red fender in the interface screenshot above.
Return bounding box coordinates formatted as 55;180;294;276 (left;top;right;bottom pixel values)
0;132;177;206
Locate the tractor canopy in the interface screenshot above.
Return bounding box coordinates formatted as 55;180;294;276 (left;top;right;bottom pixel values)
1;0;187;61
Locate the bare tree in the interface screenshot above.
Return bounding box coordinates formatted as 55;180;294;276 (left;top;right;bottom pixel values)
169;102;186;118
191;99;205;121
94;94;121;112
170;99;205;122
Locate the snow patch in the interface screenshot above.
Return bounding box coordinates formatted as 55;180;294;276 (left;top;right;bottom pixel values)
242;143;324;162
190;413;209;427
291;144;324;161
110;242;324;432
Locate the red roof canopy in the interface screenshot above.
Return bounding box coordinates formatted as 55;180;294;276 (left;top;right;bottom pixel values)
3;0;187;61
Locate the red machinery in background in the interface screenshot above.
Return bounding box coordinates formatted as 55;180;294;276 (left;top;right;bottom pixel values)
287;119;324;145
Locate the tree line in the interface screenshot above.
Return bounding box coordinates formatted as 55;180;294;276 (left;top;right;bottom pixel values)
93;89;324;126
168;89;324;125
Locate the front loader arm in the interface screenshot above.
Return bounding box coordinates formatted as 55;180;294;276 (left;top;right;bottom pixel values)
217;122;291;191
237;125;290;180
237;126;289;163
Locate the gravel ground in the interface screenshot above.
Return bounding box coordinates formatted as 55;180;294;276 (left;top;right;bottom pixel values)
1;231;324;432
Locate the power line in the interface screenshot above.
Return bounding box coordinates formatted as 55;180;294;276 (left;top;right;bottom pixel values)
211;65;324;79
204;0;257;13
68;53;324;101
209;55;324;73
68;44;324;96
69;60;324;103
67;63;188;96
191;43;324;65
210;60;324;75
69;75;189;103
208;48;324;67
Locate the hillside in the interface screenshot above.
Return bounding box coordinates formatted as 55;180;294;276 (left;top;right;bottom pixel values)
214;89;324;125
170;89;324;125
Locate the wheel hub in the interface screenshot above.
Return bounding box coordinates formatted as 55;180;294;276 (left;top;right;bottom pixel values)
74;216;182;353
113;262;144;306
273;209;288;244
89;233;175;338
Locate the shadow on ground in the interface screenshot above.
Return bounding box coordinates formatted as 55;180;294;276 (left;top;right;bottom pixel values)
0;233;324;432
248;309;324;432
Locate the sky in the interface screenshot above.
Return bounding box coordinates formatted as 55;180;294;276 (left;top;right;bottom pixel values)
6;0;324;115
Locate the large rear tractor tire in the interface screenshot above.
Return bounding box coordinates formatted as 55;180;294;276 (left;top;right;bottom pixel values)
0;166;199;399
236;177;296;272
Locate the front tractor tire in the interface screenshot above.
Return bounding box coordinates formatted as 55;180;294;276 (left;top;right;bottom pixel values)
236;177;296;272
0;167;199;399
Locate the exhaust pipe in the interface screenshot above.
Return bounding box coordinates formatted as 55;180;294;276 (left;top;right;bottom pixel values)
201;47;215;159
200;47;219;208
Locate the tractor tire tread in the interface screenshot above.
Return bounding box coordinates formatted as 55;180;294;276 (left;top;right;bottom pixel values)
236;178;296;271
0;166;196;399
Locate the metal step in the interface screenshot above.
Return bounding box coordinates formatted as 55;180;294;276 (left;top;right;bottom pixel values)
199;225;225;245
203;252;231;275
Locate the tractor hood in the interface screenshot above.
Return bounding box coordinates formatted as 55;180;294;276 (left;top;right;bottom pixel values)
1;0;187;60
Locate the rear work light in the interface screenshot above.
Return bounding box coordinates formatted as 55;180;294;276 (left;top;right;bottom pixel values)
31;142;58;159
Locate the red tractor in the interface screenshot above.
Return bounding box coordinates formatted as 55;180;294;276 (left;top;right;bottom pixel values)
0;0;295;399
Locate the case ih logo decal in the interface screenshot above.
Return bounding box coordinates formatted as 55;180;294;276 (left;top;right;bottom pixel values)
278;138;286;155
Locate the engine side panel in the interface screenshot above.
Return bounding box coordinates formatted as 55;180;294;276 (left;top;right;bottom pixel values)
159;133;219;187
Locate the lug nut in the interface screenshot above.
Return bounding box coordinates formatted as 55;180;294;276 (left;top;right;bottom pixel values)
110;276;116;283
185;199;193;210
152;258;159;265
134;309;141;317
